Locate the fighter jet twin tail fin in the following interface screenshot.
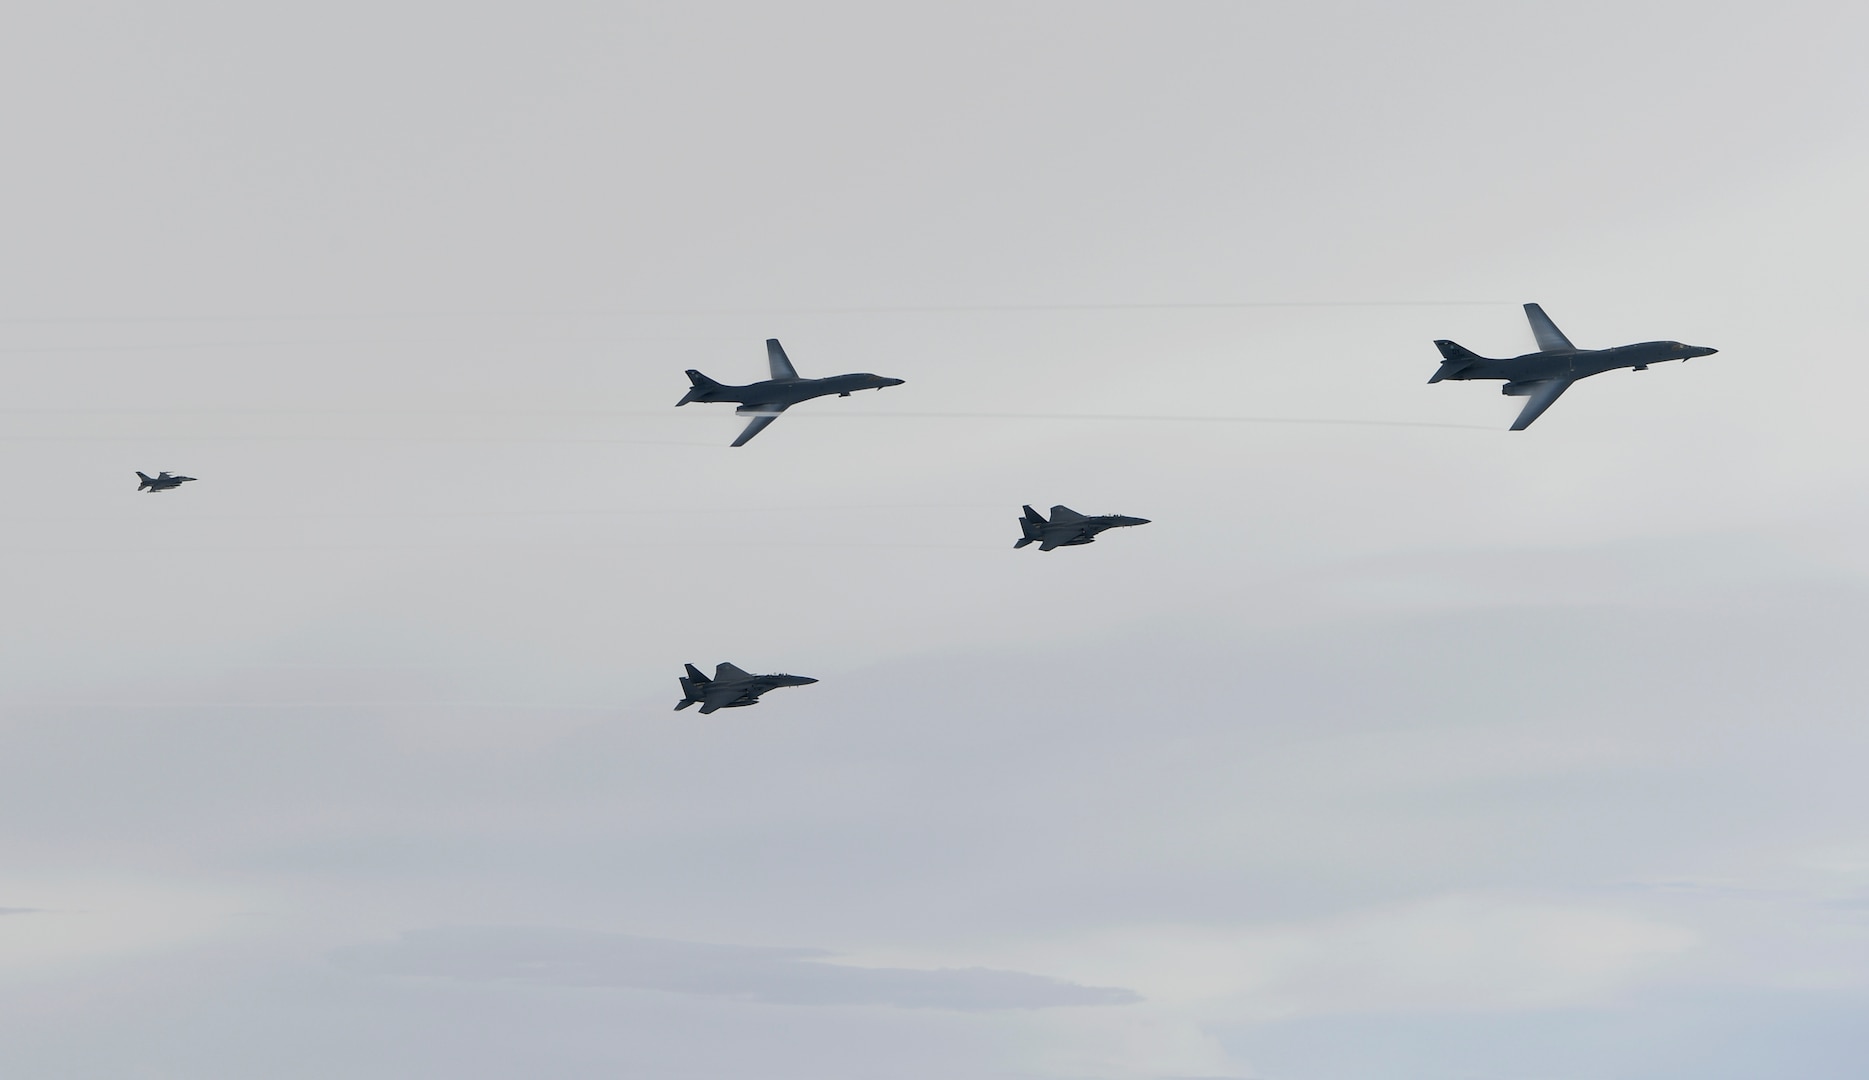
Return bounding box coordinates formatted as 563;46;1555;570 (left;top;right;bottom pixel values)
1013;505;1085;548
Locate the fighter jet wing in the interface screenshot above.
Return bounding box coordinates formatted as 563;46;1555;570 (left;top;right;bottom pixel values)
1048;506;1086;523
1523;303;1574;352
698;688;743;715
714;662;752;682
730;408;786;447
1506;377;1574;430
766;338;798;380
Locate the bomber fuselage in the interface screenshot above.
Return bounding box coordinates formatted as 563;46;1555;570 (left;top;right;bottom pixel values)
1434;341;1717;386
684;373;904;411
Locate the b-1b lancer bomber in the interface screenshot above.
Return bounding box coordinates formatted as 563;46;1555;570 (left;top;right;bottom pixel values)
677;338;906;446
136;471;196;492
1430;303;1717;430
674;662;818;714
1015;505;1150;551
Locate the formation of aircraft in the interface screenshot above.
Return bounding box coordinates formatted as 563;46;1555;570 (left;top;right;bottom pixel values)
1430;303;1717;430
674;662;819;714
136;471;196;492
125;304;1721;718
676;338;906;446
1014;504;1150;551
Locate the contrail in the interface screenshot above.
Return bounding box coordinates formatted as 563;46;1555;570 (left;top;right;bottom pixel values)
0;300;1510;325
0;410;1492;432
806;412;1494;431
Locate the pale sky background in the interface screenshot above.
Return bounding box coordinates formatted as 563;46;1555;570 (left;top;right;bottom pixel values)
3;3;1869;1077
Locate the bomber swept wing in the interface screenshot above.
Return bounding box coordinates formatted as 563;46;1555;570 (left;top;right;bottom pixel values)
1524;303;1574;352
766;339;799;380
1505;378;1575;430
728;340;801;444
731;410;785;447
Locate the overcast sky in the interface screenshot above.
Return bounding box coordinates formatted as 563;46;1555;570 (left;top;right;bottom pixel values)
4;3;1869;1077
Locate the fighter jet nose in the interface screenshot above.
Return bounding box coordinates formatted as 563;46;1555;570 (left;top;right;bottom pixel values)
883;378;905;386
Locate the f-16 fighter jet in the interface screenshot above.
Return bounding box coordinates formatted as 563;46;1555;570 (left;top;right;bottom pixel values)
1430;303;1717;430
674;662;819;714
1015;505;1151;551
677;338;905;446
136;471;196;492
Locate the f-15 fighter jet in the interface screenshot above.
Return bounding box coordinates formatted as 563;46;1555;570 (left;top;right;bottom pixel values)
677;338;905;446
674;662;818;714
1430;303;1717;430
1014;505;1151;551
136;471;196;492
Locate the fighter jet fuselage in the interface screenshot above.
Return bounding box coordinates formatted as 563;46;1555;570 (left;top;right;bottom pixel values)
675;662;818;715
136;471;196;492
1015;505;1151;551
1431;304;1717;430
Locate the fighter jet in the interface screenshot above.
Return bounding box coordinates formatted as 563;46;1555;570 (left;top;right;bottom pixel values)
1015;505;1151;551
674;662;819;714
136;471;196;492
1430;303;1718;430
676;338;905;446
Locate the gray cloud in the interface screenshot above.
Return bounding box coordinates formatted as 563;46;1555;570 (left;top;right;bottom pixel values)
333;926;1140;1011
0;907;43;916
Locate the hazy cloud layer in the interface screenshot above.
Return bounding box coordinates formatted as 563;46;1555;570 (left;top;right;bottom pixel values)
335;926;1140;1011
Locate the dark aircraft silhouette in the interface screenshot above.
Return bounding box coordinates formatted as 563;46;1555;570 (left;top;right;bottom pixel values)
674;662;818;714
677;338;905;446
1015;505;1150;551
136;471;196;492
1430;303;1717;430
